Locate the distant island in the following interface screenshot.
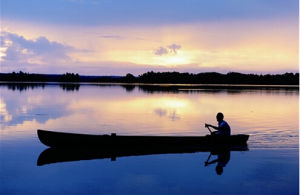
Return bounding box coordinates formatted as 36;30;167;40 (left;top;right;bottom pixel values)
0;71;299;85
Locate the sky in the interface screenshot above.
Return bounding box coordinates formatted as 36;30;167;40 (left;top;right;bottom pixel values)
0;0;298;75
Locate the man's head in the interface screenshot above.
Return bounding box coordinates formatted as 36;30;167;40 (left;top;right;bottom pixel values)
216;165;223;175
216;112;224;122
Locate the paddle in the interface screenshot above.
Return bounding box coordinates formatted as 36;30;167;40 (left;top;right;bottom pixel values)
204;153;212;166
205;123;213;134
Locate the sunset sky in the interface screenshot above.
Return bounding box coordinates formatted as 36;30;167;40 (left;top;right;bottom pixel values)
0;0;298;75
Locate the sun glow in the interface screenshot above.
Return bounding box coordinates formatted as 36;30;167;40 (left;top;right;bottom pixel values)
153;55;191;66
1;18;298;73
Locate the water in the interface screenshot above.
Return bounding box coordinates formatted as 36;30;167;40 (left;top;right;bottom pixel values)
0;83;299;194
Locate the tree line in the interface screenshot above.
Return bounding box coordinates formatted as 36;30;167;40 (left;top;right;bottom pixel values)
0;71;299;85
0;71;80;82
136;71;299;85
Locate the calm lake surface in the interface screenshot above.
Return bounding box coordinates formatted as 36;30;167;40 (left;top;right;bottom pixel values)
0;83;298;194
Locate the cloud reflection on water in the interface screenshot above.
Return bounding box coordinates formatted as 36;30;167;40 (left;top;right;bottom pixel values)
0;84;298;148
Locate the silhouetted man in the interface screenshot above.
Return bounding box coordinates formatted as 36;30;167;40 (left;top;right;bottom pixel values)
205;112;231;136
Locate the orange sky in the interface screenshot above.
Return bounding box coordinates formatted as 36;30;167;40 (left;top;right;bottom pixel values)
0;1;298;75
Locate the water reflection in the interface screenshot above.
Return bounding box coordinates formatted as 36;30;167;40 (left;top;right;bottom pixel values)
1;83;298;95
121;84;136;92
0;86;72;133
136;84;299;95
0;83;298;194
0;83;45;92
0;83;298;148
59;84;80;91
205;148;231;175
37;145;247;176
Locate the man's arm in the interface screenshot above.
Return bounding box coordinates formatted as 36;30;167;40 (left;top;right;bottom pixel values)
205;123;219;130
205;158;219;166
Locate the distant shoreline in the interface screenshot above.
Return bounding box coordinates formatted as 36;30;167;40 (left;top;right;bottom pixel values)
0;71;299;85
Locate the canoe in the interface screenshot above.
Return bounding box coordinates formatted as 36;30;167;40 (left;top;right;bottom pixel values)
37;129;249;148
37;145;248;166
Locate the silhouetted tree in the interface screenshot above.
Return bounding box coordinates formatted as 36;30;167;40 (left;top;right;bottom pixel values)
121;73;136;83
58;73;81;82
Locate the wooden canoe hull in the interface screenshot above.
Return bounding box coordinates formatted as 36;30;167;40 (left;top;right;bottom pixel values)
37;129;249;148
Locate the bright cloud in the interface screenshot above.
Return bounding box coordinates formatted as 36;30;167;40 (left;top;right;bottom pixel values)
0;31;73;65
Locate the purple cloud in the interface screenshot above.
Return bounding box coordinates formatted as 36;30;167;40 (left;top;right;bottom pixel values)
154;43;182;56
1;31;74;68
168;44;181;54
154;47;169;56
